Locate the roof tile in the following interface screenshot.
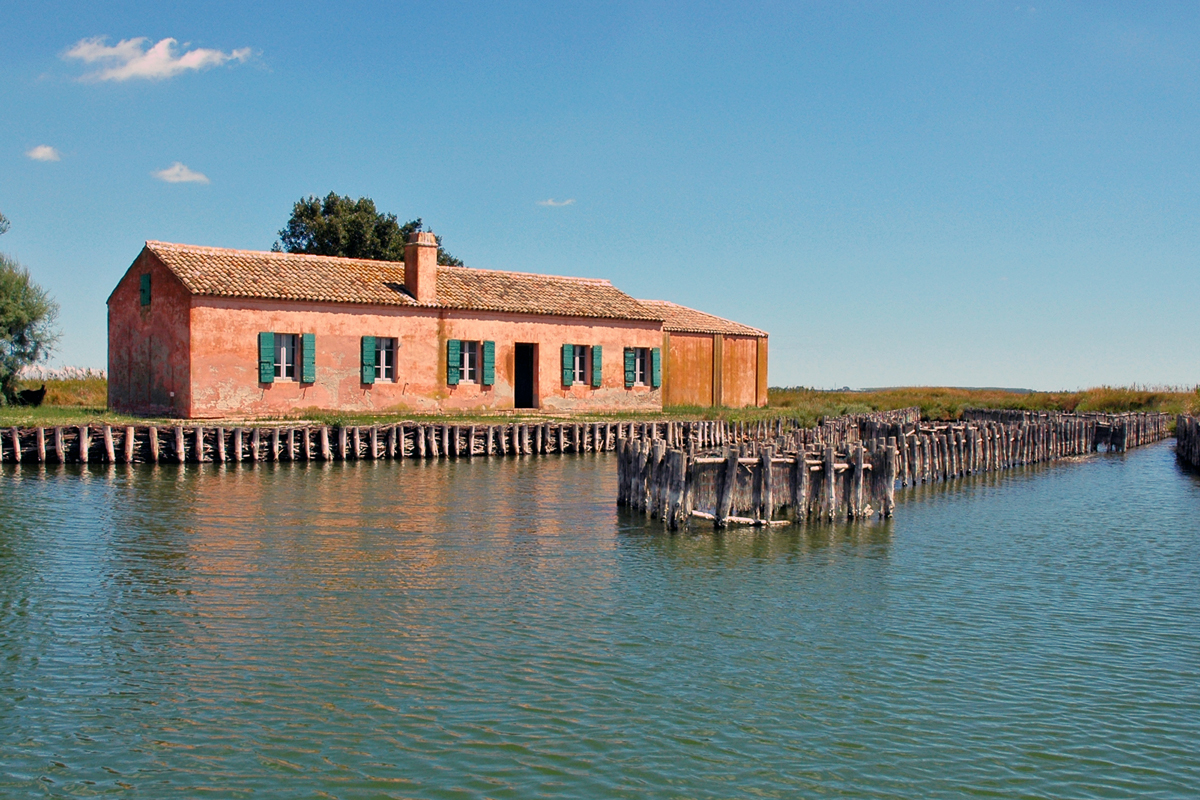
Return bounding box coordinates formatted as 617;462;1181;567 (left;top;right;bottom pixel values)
145;241;661;321
639;299;767;337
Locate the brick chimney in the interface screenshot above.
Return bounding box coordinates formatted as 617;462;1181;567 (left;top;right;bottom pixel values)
404;231;438;304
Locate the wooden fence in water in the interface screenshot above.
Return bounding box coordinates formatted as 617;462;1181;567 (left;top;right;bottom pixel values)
0;415;899;466
1176;415;1200;470
618;410;1173;529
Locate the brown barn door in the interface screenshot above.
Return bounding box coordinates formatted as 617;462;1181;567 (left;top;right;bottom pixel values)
514;343;536;409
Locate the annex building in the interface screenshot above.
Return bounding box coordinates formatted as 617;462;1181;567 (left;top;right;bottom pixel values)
107;233;767;419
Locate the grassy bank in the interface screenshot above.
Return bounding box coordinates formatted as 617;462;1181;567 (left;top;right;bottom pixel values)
4;377;1197;428
767;386;1200;427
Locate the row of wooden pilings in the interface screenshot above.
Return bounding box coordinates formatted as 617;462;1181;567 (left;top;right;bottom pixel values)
618;409;1174;530
1176;415;1200;470
961;409;1170;452
0;415;888;466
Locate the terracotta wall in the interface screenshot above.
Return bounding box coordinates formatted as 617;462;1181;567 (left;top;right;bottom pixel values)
720;335;762;409
107;252;192;416
663;332;714;407
177;297;663;418
756;337;769;407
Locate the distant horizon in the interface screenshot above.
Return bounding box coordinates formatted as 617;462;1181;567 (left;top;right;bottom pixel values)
4;2;1197;389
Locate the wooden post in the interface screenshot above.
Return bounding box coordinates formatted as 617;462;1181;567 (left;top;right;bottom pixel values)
124;426;136;463
232;428;244;463
761;446;775;521
9;427;20;463
194;426;205;463
148;426;160;462
250;428;261;462
101;425;115;463
883;438;897;518
77;425;89;464
823;446;836;520
851;444;864;518
216;428;227;463
715;447;738;527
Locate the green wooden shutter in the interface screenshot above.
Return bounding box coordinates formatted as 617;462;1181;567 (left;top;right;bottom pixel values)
139;274;151;306
482;340;495;386
301;333;316;383
650;347;662;388
624;348;636;388
562;344;574;386
447;339;461;385
591;345;602;387
361;336;376;384
258;332;274;384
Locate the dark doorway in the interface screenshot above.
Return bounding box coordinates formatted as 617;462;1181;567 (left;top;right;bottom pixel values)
514;344;536;409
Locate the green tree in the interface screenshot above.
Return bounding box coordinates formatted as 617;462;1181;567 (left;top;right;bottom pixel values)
0;212;10;236
274;192;463;265
0;253;60;404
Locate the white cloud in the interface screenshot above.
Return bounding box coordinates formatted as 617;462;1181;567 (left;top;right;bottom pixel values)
26;145;61;162
537;198;576;207
153;162;210;184
64;36;250;82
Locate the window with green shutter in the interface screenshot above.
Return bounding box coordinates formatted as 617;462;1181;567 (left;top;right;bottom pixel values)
447;339;461;385
591;345;602;387
301;333;316;383
481;340;495;386
561;343;574;386
650;347;662;388
624;348;636;388
258;332;275;384
139;273;151;306
361;336;376;384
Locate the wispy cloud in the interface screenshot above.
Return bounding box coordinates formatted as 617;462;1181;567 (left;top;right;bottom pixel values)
153;162;209;184
26;145;61;162
537;198;576;207
64;36;250;82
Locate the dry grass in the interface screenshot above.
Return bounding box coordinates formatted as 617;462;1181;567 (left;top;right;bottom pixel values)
3;378;1196;428
768;385;1200;426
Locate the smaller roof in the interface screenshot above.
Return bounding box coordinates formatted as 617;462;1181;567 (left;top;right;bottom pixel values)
640;299;767;338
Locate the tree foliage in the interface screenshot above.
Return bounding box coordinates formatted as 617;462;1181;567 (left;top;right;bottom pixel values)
0;253;60;404
275;192;463;266
0;212;10;237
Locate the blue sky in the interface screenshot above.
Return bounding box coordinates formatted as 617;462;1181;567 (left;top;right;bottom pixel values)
2;1;1197;389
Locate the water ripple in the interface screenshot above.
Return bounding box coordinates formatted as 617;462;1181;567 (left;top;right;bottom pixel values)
1;446;1198;797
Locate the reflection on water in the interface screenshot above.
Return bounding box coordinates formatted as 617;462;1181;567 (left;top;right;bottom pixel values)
2;445;1199;798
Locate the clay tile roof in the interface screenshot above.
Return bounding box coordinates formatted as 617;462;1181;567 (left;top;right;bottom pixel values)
639;299;767;337
144;241;661;321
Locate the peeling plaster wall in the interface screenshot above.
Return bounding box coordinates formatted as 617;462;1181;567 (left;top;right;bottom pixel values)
184;297;664;418
107;251;192;416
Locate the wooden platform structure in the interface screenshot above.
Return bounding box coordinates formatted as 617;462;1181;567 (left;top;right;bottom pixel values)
1176;415;1200;470
618;409;1173;529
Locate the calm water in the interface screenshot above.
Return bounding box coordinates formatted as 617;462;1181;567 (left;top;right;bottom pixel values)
2;443;1198;798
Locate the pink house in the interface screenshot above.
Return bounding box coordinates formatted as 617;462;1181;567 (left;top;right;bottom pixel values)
107;233;767;419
